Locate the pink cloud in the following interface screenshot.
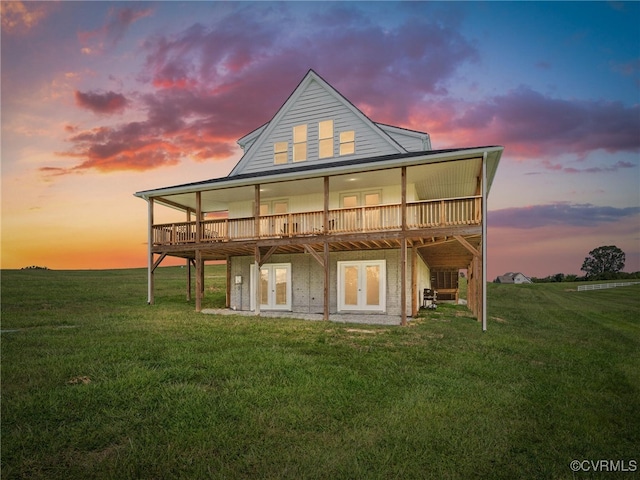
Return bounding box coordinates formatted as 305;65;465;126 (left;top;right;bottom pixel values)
74;90;128;114
450;87;640;158
79;6;153;54
0;1;53;34
489;202;640;229
46;4;638;176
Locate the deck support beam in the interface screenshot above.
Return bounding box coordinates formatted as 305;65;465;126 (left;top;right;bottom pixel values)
481;152;488;331
400;238;407;326
323;242;330;321
195;191;202;243
225;256;231;308
400;167;407;326
411;246;418;317
147;198;154;305
254;246;261;316
195;249;203;312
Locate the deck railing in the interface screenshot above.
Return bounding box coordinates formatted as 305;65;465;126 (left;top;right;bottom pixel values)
152;196;481;245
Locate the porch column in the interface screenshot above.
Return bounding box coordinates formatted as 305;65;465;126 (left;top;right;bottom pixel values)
196;191;202;243
254;246;261;316
411;246;418;317
400;167;408;326
323;176;329;234
195;250;203;312
401;237;407;326
186;258;192;301
254;185;261;316
225;256;231;308
186;207;192;301
481;152;488;331
147;198;154;305
324;242;330;321
323;177;330;321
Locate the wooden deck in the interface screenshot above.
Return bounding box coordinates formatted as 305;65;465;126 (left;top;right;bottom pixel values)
152;196;481;246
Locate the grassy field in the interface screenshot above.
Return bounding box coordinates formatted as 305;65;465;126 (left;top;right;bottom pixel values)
1;266;638;479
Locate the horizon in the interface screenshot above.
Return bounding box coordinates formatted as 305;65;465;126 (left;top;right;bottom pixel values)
2;1;639;279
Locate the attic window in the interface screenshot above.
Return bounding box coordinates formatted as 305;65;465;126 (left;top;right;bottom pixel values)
339;131;355;155
274;142;288;164
293;124;307;162
318;120;334;159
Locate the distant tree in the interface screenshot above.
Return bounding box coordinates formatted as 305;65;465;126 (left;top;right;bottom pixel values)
581;245;625;279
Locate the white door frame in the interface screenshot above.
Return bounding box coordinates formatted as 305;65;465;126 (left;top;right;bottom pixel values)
250;263;292;311
337;260;386;312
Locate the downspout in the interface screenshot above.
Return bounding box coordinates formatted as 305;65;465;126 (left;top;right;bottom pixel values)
482;152;488;332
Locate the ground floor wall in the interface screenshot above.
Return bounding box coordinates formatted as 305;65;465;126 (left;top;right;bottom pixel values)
228;248;431;316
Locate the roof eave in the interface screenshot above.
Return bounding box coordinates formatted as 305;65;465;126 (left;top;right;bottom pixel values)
134;146;503;200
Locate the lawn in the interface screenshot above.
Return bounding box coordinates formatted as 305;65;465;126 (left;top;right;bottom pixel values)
1;266;638;479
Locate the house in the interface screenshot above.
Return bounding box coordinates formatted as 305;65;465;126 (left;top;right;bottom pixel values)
134;70;503;328
495;272;532;284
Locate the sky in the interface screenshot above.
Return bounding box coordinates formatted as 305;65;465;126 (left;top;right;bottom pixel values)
1;1;639;279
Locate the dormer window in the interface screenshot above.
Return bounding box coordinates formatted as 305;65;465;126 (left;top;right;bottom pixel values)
340;130;355;155
318;120;334;159
274;142;288;164
293;124;307;162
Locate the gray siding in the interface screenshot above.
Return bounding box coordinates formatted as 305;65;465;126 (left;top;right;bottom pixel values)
382;130;426;152
236;79;401;176
229;248;429;316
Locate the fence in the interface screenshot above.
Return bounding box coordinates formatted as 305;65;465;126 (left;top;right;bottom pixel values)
577;282;640;291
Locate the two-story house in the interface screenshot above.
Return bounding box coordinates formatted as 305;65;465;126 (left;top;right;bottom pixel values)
134;70;503;328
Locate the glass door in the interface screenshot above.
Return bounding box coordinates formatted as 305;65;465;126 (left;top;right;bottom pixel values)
251;263;291;310
337;260;386;312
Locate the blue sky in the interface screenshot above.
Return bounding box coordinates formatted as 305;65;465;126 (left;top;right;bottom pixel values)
2;1;639;276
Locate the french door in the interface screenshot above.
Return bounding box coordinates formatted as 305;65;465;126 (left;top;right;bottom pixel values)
250;263;291;311
337;260;386;312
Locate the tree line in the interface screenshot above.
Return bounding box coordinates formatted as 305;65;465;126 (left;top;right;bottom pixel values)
531;245;639;283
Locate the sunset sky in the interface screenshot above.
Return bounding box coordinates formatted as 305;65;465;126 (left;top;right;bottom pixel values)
2;1;639;279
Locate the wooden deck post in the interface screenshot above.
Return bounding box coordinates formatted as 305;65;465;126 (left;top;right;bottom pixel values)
195;191;202;243
323;177;330;321
401;237;407;326
411;246;418;317
186;258;191;301
324;242;330;321
254;185;261;316
147;198;154;305
225;256;231;308
481;152;488;331
254;246;261;316
400;167;407;326
323;176;329;234
195;250;203;312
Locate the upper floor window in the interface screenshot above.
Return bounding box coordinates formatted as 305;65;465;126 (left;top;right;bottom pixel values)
274;142;288;164
260;200;288;215
339;130;355;155
318;120;334;159
293;124;307;162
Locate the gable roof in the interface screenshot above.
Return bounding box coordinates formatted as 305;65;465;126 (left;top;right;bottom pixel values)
229;69;408;177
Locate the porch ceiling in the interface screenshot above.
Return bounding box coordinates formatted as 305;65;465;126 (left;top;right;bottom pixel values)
416;235;481;270
154;157;484;214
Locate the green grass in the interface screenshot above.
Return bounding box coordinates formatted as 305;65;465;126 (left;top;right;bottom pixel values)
2;267;638;479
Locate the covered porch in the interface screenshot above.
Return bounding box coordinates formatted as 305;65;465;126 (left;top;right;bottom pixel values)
137;150;495;328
